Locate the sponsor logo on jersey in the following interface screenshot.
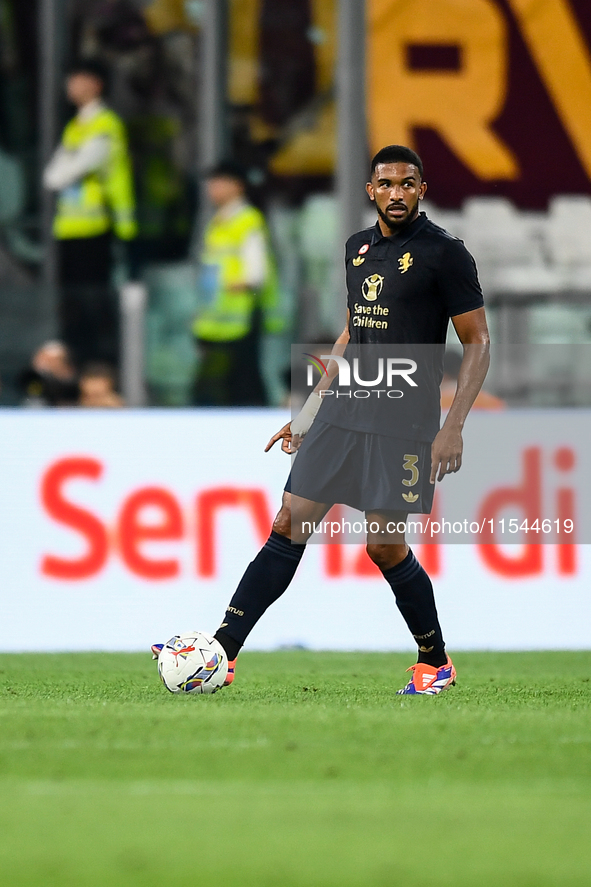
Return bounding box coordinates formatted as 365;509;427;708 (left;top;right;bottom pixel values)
398;252;413;273
362;273;384;301
352;256;365;266
402;491;419;503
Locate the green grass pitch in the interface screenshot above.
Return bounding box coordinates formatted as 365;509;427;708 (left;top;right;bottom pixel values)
0;651;590;887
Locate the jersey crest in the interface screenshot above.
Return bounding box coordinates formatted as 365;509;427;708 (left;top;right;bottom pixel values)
362;273;384;302
398;252;413;274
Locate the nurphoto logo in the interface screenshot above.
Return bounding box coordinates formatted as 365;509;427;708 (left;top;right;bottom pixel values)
304;352;418;399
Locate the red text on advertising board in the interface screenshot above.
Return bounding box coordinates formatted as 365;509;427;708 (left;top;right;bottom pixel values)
39;452;577;582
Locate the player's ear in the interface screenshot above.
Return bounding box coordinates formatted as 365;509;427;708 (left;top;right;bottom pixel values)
366;181;375;201
419;180;427;200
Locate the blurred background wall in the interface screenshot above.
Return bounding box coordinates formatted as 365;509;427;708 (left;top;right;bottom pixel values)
1;0;591;407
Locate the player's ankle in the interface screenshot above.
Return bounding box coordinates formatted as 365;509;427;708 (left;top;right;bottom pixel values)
417;649;448;668
214;629;242;662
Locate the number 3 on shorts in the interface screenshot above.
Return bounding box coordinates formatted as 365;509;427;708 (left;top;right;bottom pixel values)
402;454;419;487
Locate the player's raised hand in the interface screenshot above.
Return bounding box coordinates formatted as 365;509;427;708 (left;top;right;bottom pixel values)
430;426;463;483
265;422;294;454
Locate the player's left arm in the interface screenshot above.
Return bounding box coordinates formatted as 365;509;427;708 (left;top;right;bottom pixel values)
430;307;490;483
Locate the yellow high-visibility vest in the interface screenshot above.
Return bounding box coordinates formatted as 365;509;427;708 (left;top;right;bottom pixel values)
53;107;137;240
193;204;284;342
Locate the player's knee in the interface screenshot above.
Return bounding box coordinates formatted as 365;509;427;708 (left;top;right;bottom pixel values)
366;543;406;571
366;543;390;570
272;506;292;539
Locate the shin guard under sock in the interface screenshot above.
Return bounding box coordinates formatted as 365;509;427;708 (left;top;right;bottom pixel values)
214;531;306;657
381;549;447;667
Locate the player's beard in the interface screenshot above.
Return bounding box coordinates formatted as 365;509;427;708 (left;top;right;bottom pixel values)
376;196;420;232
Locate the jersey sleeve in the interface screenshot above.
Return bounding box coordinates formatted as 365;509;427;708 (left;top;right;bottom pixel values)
438;237;484;317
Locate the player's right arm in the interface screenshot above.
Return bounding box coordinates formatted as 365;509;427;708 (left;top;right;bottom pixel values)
265;313;350;454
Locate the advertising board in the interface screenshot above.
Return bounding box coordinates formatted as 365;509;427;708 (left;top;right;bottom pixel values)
0;409;589;651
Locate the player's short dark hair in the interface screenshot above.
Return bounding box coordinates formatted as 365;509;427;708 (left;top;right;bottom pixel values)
370;145;424;179
67;58;109;90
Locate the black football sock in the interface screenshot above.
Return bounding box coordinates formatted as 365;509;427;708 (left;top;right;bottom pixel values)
213;629;241;662
381;548;447;668
214;531;306;658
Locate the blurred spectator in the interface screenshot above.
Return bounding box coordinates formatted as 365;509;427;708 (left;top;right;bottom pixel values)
78;361;124;407
43;57;137;367
19;341;78;406
441;349;505;411
192;161;283;407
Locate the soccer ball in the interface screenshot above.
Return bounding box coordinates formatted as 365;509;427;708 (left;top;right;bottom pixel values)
157;631;228;694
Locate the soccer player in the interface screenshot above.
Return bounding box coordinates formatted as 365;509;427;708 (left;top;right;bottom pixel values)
154;145;490;694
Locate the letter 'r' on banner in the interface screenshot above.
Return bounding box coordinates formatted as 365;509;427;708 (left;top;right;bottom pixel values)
368;0;519;180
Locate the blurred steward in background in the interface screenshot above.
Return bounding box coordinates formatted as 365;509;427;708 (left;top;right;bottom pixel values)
78;361;124;408
192;161;283;407
43;58;137;368
19;340;78;407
